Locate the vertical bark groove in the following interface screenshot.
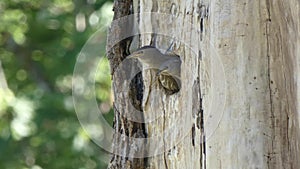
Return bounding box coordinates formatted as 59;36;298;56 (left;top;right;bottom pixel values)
265;1;276;167
266;0;300;168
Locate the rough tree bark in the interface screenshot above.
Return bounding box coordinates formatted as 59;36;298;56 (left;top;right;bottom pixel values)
107;0;300;168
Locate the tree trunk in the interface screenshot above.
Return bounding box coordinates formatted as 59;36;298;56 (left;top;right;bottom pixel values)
107;0;300;168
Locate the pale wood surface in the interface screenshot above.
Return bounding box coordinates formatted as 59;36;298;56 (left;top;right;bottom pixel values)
107;0;300;168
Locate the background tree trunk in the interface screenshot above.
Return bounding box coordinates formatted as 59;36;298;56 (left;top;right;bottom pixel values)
107;0;300;168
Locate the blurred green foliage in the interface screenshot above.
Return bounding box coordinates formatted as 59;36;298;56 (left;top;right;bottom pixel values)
0;0;114;168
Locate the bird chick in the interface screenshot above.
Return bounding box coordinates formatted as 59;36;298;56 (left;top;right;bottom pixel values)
128;46;181;94
157;58;181;94
127;46;175;69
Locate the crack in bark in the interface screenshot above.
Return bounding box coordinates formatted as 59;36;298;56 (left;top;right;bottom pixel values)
192;124;196;146
162;107;169;169
265;0;276;168
197;2;209;41
196;1;206;163
197;56;206;168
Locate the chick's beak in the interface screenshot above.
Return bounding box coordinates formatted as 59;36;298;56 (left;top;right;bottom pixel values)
127;50;143;59
156;67;168;76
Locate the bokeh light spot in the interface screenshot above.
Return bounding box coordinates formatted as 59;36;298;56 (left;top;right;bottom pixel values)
16;69;27;81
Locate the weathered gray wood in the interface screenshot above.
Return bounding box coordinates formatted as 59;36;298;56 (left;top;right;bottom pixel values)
107;0;300;168
205;1;300;168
